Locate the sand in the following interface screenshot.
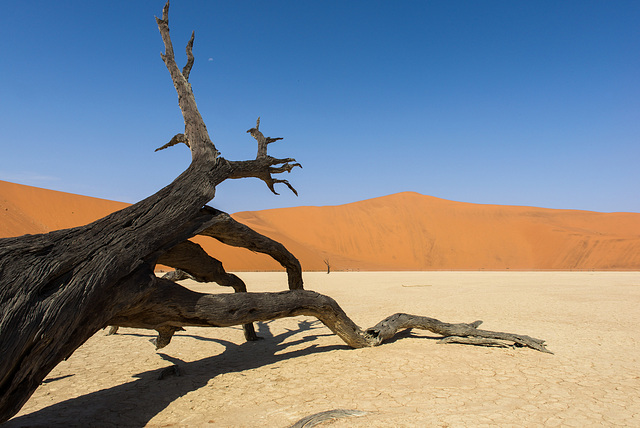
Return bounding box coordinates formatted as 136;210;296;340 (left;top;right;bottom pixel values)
220;192;640;271
0;180;128;238
6;271;640;427
3;181;639;271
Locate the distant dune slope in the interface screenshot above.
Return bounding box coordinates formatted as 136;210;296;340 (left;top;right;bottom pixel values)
224;192;640;271
2;181;639;271
0;181;128;237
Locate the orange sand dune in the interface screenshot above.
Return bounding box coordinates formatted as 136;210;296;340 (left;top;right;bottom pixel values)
0;181;128;237
1;181;639;271
210;192;640;271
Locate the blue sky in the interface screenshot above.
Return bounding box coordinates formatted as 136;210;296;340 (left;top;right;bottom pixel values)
1;1;638;213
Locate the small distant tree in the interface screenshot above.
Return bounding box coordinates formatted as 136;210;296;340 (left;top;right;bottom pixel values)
323;258;331;274
0;2;550;423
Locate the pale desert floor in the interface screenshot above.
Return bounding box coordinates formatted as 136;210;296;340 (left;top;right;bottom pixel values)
6;272;640;427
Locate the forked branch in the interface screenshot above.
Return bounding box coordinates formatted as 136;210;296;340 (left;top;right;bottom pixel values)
154;120;301;197
248;117;284;158
156;0;218;160
231;117;301;195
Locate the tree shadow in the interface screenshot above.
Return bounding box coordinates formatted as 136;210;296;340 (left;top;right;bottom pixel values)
6;320;347;427
40;374;74;384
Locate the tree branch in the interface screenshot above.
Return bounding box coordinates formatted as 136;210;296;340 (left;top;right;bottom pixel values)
160;269;194;282
107;279;552;353
156;0;218;161
235;117;301;194
149;205;303;290
182;31;195;81
1;4;296;422
196;207;303;290
247;117;284;158
154;133;189;152
158;240;246;289
157;240;260;340
365;314;551;353
228;156;302;195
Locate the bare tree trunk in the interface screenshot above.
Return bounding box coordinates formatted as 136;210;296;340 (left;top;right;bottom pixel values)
0;2;550;423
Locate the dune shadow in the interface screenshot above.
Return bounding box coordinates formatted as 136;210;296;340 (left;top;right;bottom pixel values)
6;320;347;427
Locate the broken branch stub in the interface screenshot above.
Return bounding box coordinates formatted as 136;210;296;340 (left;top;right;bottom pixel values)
155;133;189;152
247;116;285;159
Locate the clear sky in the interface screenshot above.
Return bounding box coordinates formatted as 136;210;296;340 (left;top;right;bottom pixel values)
1;1;638;214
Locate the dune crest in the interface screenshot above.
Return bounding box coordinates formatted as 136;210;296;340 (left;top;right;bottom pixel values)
1;182;639;271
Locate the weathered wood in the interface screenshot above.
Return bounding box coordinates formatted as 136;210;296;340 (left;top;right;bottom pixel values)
228;154;302;196
160;268;195;282
289;409;370;428
195;207;303;290
181;31;195;81
248;117;284;158
155;205;304;340
157;240;260;341
155;1;219;162
106;278;551;354
365;314;550;353
159;240;245;288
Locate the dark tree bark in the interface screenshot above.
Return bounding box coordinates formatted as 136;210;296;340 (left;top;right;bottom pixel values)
0;2;550;423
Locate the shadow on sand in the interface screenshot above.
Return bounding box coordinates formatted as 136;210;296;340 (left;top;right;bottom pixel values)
6;320;348;427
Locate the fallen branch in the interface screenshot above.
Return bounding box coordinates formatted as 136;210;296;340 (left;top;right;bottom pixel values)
107;279;552;353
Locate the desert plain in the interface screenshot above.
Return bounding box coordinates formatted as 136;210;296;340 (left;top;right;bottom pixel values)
2;181;640;426
5;271;640;427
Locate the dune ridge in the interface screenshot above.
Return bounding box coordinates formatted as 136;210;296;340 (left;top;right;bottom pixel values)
0;181;128;238
1;181;639;271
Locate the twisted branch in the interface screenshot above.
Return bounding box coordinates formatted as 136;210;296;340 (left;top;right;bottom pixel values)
107;281;552;353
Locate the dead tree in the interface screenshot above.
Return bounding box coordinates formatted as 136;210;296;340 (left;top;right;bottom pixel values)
0;2;550;423
323;258;331;274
